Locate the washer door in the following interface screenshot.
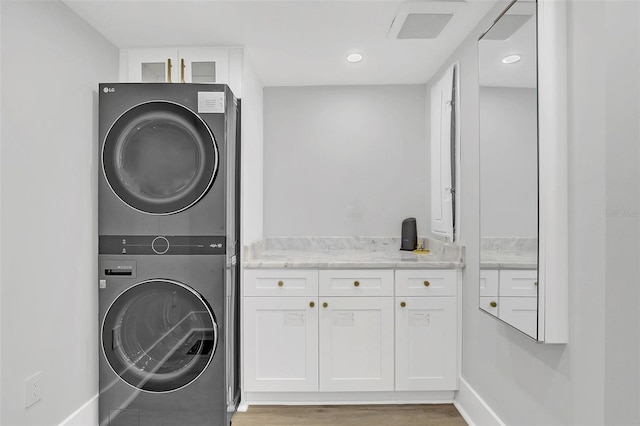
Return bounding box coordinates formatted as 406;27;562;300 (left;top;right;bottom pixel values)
102;279;217;393
102;101;218;215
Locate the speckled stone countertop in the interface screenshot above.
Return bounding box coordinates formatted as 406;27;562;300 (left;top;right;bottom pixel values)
480;237;537;269
243;237;465;269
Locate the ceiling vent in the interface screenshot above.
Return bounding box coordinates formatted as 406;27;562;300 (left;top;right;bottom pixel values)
481;14;532;40
481;1;535;41
388;1;465;40
397;13;453;39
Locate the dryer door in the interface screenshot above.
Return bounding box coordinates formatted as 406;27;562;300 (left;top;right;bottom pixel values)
102;101;219;215
102;279;217;393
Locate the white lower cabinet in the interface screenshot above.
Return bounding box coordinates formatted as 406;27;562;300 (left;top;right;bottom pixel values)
243;268;459;399
395;297;457;390
318;297;394;392
243;297;318;391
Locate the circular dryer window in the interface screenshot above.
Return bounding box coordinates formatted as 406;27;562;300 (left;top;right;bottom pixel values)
102;101;219;215
102;279;218;393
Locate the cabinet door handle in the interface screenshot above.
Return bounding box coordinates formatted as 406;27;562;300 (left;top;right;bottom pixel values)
167;58;172;83
277;280;284;287
309;301;315;308
354;281;360;287
322;302;328;308
400;301;406;308
424;280;430;287
490;301;497;308
534;281;538;286
180;58;185;83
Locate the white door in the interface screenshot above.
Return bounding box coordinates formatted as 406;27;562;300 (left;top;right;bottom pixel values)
395;297;457;391
319;297;394;392
243;297;318;391
430;64;455;239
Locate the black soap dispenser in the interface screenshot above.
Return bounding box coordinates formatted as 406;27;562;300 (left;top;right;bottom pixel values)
400;218;417;251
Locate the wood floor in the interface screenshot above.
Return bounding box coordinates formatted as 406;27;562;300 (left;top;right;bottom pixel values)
231;404;468;426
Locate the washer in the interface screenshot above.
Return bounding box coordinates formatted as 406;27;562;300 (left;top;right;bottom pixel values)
98;83;237;238
98;237;236;426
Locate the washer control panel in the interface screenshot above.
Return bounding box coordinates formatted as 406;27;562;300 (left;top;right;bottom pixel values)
99;235;225;255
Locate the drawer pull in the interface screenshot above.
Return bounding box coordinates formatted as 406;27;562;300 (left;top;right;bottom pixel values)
322;302;328;308
277;280;284;287
400;301;406;308
309;301;315;308
424;280;430;287
354;281;360;287
490;301;497;308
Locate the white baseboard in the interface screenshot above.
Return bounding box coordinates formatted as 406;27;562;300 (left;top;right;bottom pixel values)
454;378;504;426
244;390;455;405
58;393;98;426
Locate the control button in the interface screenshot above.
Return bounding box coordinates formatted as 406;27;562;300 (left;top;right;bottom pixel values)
152;236;170;255
122;248;127;254
99;279;107;289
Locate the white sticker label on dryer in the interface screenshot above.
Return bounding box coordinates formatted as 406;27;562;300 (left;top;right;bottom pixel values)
198;91;225;113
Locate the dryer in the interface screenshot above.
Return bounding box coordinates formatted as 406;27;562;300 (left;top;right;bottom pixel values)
98;237;237;426
98;83;237;244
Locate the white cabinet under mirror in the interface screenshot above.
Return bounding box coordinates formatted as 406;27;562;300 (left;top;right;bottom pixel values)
478;0;568;343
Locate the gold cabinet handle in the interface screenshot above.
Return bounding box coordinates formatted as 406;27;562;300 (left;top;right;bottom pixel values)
309;301;315;308
490;301;497;308
322;302;328;308
354;281;360;287
167;58;172;83
424;280;430;287
400;301;406;308
180;58;185;83
277;280;284;287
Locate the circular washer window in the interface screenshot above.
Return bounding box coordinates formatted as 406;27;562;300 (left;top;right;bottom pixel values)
102;279;217;393
103;101;218;215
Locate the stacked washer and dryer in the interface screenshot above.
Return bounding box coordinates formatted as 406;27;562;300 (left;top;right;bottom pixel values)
98;83;240;426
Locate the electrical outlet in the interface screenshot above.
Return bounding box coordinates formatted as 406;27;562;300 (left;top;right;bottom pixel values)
25;372;42;408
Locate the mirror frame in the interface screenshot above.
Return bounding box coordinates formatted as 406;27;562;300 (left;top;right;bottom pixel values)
536;0;568;343
478;0;568;344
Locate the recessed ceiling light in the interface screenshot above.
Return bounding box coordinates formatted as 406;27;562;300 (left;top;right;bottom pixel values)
502;54;521;64
347;53;363;63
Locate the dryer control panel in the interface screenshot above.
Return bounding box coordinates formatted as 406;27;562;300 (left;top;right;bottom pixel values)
99;235;225;255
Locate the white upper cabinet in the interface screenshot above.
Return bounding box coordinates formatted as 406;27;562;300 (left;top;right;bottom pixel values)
120;47;243;97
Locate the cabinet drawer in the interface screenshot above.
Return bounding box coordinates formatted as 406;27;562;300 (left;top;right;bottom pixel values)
480;296;499;317
395;270;457;297
319;270;393;297
244;269;318;297
499;270;537;297
479;269;499;297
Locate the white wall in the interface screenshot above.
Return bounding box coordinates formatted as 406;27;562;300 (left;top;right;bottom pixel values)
263;85;428;237
442;0;640;424
241;53;265;245
602;2;640;423
1;2;118;425
479;87;537;238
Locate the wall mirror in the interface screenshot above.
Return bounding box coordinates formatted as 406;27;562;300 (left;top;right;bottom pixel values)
478;0;539;339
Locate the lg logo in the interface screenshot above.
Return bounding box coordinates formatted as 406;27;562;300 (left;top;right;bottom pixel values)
103;87;115;93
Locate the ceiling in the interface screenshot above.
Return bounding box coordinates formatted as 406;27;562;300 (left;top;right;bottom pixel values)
62;0;497;87
478;1;536;88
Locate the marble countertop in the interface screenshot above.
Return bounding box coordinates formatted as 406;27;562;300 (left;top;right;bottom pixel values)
479;238;537;269
243;237;464;269
479;250;537;269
